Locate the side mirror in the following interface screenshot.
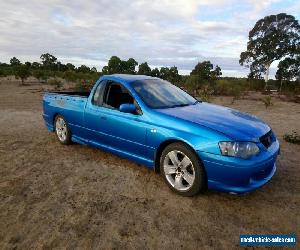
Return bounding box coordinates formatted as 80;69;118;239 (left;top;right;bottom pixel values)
119;103;136;113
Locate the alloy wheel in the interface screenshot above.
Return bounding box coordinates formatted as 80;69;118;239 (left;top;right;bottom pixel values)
55;117;67;142
163;150;195;191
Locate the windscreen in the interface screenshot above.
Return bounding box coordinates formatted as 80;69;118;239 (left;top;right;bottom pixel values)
131;79;196;109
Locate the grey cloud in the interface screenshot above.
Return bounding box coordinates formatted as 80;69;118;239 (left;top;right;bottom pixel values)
0;0;292;77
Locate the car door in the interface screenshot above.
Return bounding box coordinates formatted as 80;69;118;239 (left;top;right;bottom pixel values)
83;80;108;143
86;80;149;160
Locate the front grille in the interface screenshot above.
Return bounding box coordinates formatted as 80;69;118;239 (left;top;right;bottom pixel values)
260;130;273;148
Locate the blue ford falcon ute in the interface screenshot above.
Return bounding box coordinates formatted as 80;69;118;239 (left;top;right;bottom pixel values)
43;74;280;196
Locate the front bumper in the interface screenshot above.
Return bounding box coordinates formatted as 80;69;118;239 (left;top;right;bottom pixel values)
198;139;280;194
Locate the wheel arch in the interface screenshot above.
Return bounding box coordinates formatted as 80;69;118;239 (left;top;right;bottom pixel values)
53;112;60;125
154;139;205;174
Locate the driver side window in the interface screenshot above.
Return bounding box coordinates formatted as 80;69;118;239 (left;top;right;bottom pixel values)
103;81;134;109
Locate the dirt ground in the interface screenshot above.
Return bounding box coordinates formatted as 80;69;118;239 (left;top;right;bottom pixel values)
0;81;299;249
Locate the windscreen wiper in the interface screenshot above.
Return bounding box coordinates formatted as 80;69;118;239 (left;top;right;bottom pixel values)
169;103;190;108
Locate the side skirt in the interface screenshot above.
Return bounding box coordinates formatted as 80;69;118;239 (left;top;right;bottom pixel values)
71;135;155;169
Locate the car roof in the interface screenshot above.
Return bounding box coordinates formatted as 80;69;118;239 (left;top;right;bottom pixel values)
101;74;158;83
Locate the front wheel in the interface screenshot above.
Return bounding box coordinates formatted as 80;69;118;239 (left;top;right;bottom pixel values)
160;142;206;196
54;115;71;145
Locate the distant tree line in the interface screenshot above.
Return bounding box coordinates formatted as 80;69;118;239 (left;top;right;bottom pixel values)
0;53;223;89
0;53;100;85
101;56;184;84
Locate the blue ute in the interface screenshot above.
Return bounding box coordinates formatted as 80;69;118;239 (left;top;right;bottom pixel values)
43;74;280;196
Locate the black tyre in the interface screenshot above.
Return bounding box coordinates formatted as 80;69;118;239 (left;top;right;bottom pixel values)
54;115;72;145
160;142;206;196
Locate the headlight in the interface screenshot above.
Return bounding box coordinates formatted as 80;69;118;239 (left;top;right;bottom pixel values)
219;141;259;159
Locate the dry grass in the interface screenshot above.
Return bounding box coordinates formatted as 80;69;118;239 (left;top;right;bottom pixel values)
0;82;299;249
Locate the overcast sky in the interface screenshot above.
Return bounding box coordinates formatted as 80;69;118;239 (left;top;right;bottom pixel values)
0;0;299;77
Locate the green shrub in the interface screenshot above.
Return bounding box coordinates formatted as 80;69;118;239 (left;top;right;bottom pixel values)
0;68;6;77
14;65;31;85
215;79;231;95
32;70;48;82
284;131;300;144
198;85;213;102
185;75;201;93
199;92;211;102
261;96;273;108
48;78;63;89
231;85;242;104
75;80;94;91
63;70;77;83
215;79;244;97
248;79;265;91
280;80;300;95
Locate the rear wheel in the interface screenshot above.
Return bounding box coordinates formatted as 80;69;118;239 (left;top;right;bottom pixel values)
54;115;71;145
160;142;206;196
